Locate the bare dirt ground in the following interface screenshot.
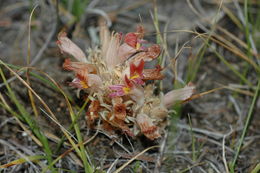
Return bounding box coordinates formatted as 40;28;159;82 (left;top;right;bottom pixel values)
0;0;259;172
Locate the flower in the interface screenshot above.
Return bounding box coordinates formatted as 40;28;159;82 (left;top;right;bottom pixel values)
57;25;195;140
57;32;87;63
163;83;195;109
129;44;161;63
112;97;126;120
69;76;88;89
63;58;97;74
109;84;131;97
129;59;145;85
143;65;164;81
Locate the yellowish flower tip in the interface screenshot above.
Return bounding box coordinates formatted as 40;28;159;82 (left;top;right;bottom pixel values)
80;81;89;89
122;86;130;94
136;42;141;50
130;74;140;80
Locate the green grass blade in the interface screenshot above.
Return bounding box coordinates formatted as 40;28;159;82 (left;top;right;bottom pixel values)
251;163;260;173
0;155;45;169
188;115;196;162
207;42;252;87
186;43;207;82
0;67;56;172
54;97;89;154
230;76;260;172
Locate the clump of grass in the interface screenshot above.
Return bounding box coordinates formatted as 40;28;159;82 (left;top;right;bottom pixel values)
0;65;56;172
0;61;95;172
1;3;94;171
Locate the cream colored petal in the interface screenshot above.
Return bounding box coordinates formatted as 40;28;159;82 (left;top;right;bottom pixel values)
129;86;144;107
163;84;195;109
150;106;168;120
121;66;130;80
104;33;121;69
118;43;137;63
63;59;97;74
57;32;87;62
87;74;103;91
99;23;110;58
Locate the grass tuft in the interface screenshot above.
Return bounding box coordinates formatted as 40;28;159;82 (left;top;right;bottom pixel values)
0;66;56;172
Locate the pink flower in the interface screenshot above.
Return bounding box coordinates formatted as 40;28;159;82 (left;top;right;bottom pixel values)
109;84;131;97
109;75;145;106
57;26;196;141
63;58;97;74
57;32;103;91
69;77;89;89
117;26;146;63
124;25;145;50
69;73;102;91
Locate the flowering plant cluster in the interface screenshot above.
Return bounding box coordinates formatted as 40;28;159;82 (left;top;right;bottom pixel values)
57;25;195;140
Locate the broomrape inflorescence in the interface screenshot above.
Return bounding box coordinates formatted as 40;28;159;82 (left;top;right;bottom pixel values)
57;25;195;140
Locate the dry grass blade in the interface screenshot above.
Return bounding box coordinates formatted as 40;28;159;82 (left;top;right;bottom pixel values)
18;67;94;172
39;108;77;142
178;162;206;173
26;5;39;117
42;129;99;172
187;0;259;71
177;123;225;140
0;140;41;171
0;61;58;129
207;35;260;73
222;128;233;173
183;86;225;102
0;155;44;169
114;145;159;173
221;4;243;30
167;29;258;83
154;131;168;173
0;95;50;148
0;60;84;162
223;85;254;96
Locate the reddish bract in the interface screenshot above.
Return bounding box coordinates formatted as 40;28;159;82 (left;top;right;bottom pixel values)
124;33;138;48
